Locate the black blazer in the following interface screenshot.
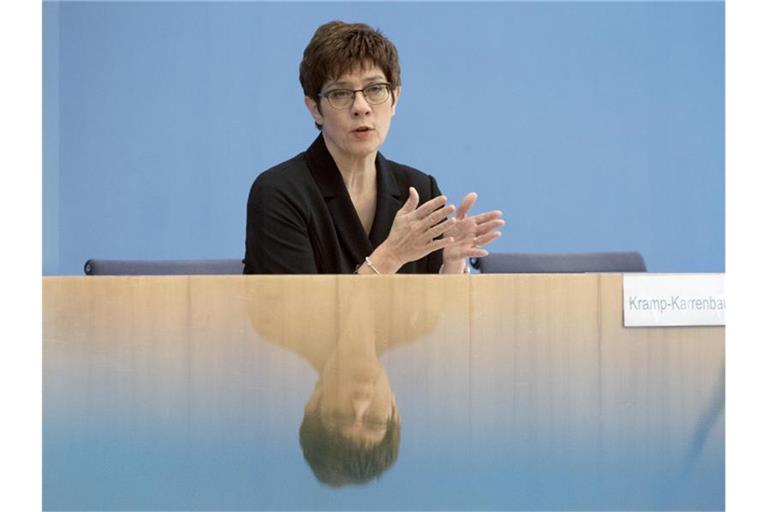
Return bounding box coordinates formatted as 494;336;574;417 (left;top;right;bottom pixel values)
244;135;443;274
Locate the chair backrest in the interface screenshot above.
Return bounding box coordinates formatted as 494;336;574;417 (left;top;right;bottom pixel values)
471;251;647;273
84;259;244;275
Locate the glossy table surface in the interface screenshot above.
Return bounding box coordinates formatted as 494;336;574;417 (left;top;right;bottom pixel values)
43;275;724;510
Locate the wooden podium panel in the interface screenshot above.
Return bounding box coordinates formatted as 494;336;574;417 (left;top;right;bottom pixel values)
43;275;723;510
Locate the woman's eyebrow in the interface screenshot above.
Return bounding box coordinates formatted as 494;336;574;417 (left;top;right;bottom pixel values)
363;419;388;431
327;75;387;88
363;75;387;83
363;412;389;427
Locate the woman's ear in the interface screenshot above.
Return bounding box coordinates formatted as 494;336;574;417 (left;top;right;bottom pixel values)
304;383;322;415
391;86;401;116
304;96;323;126
391;394;400;423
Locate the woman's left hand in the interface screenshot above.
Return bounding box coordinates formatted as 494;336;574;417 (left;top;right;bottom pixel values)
441;193;504;274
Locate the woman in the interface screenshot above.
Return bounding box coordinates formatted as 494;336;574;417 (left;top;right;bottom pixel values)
244;21;503;274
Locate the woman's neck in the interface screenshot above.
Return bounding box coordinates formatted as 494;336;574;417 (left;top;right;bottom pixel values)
324;137;377;193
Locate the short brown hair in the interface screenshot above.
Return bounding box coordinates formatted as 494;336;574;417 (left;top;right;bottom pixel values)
299;407;401;487
299;20;401;101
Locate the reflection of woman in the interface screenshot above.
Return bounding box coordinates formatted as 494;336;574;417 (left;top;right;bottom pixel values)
246;278;447;486
299;321;401;487
244;21;503;274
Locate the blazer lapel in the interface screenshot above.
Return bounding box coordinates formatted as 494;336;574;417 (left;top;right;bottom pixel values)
305;135;373;265
369;152;403;249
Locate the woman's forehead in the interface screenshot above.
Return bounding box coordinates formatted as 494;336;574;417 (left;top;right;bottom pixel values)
325;62;385;87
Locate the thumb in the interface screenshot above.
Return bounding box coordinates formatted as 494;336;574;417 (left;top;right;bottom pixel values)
400;187;419;213
457;192;478;220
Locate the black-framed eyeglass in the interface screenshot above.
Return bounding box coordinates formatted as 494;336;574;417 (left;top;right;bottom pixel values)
319;83;392;110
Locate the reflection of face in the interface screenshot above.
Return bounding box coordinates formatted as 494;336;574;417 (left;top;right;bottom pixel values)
312;355;397;446
305;64;399;163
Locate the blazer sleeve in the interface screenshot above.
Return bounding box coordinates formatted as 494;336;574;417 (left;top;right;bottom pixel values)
243;178;318;274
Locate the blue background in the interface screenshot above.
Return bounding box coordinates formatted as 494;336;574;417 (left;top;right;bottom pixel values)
43;1;724;275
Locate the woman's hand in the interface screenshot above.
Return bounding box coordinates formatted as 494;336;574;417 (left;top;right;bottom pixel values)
365;187;457;274
441;192;504;274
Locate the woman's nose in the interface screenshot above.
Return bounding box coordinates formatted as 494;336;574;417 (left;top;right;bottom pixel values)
352;398;371;421
350;90;372;116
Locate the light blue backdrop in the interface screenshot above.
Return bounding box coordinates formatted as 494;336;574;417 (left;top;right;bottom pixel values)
43;1;724;275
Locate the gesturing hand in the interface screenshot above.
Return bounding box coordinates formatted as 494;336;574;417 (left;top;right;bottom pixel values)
441;192;504;274
368;187;457;273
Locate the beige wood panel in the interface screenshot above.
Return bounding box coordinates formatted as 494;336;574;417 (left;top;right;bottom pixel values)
467;273;724;480
597;274;725;471
43;275;723;437
44;276;195;429
469;274;603;459
352;276;472;448
43;275;471;433
44;276;323;435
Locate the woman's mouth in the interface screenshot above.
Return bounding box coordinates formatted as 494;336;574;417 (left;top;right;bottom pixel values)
352;126;374;140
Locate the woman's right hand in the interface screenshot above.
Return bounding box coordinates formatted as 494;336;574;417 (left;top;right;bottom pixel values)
366;187;456;274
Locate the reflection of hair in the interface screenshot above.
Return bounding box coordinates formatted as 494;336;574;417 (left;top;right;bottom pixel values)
300;21;401;124
299;409;400;487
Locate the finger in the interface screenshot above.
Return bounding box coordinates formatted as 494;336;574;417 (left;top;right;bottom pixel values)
461;247;490;258
399;187;420;214
473;231;502;247
456;192;478;219
423;217;456;240
470;210;503;224
426;236;455;253
475;219;505;236
413;194;448;220
422;204;455;228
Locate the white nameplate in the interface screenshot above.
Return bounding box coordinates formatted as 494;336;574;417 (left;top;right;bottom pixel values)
623;274;725;327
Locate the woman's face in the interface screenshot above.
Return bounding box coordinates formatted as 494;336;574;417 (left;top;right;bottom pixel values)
312;355;397;446
305;64;399;163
